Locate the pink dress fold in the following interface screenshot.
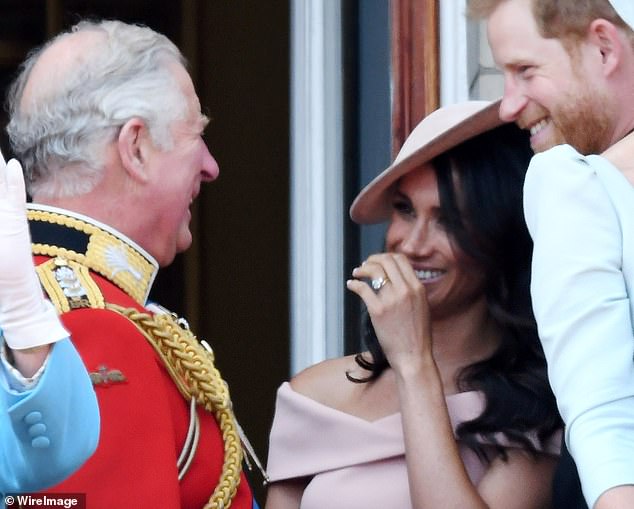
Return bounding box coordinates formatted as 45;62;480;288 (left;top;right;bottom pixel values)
267;382;559;509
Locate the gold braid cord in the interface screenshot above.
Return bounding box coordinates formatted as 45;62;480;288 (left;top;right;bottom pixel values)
107;303;243;509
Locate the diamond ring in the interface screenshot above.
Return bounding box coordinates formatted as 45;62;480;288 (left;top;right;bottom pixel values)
371;276;389;292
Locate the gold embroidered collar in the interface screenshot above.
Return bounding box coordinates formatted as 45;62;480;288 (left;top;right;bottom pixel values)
27;204;159;305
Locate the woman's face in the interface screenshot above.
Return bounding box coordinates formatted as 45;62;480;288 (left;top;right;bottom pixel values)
385;164;487;318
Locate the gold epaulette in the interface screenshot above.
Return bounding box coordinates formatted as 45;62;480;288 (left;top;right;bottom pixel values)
36;257;105;313
28;204;158;306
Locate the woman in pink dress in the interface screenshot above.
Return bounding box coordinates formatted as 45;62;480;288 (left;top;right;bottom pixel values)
265;101;561;509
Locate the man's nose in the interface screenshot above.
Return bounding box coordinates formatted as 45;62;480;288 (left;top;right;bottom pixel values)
498;80;527;123
202;146;219;182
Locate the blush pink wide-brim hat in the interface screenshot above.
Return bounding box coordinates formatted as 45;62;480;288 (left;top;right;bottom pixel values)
609;1;634;30
350;99;504;225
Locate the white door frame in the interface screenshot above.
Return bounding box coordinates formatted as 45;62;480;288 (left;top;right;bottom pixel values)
289;0;344;375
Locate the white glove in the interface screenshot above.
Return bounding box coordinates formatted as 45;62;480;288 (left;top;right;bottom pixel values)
0;152;68;349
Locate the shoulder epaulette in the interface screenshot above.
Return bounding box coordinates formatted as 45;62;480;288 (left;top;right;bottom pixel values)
36;256;105;314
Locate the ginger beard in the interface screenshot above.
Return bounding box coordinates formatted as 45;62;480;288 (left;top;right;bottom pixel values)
542;75;615;155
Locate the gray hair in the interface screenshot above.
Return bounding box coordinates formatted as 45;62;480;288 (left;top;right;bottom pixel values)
6;20;188;198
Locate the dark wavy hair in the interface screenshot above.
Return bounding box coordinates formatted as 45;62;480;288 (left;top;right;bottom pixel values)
348;123;561;461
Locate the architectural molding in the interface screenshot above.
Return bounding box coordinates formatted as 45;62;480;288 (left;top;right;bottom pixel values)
290;0;344;374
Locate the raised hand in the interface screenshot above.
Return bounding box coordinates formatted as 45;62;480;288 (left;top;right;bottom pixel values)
0;150;68;350
346;252;433;372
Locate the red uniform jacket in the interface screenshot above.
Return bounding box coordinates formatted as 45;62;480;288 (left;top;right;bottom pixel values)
29;204;254;509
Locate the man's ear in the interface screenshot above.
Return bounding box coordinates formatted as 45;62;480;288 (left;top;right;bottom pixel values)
117;118;153;183
588;19;626;77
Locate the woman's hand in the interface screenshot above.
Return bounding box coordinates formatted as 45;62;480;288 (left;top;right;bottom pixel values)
346;252;433;373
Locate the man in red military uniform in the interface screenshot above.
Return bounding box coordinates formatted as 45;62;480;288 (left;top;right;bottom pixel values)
6;19;257;508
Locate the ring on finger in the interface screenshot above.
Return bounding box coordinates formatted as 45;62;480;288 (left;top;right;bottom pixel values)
371;276;390;292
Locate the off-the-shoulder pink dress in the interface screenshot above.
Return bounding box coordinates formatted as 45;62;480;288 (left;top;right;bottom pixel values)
267;382;559;509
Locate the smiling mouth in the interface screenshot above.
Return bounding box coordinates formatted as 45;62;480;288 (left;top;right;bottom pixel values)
529;118;549;137
414;269;445;282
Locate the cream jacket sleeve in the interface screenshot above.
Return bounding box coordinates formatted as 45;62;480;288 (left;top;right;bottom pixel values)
524;144;634;508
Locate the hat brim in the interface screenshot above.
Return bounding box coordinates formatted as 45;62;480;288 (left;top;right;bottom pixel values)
350;99;504;224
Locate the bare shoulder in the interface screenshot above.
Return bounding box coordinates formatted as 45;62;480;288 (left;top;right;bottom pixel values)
290;353;399;420
289;354;363;410
478;450;558;509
